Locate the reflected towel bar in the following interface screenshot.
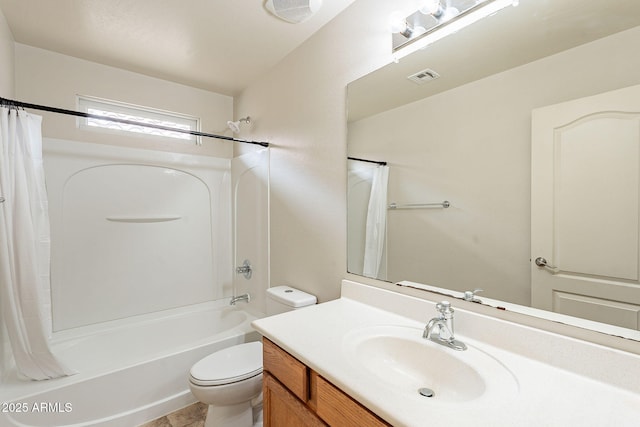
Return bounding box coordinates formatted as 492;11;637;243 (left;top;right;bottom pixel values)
106;215;182;223
388;201;450;209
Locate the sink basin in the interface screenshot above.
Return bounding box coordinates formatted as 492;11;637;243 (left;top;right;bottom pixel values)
342;325;519;404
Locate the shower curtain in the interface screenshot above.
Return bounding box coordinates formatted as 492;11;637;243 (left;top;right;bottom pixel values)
0;107;75;380
362;165;389;278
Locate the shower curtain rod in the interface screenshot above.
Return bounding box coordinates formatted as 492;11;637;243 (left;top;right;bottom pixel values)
348;156;387;166
0;97;269;147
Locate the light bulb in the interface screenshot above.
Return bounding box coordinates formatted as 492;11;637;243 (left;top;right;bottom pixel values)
440;6;460;22
419;0;442;16
389;11;406;32
389;11;413;38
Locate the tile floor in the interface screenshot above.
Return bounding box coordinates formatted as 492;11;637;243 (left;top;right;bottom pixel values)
139;402;207;427
139;401;263;427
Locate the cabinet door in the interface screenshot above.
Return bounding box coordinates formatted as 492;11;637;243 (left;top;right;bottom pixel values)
263;338;309;401
264;373;327;427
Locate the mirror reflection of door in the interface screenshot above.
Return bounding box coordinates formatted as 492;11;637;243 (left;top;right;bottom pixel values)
531;84;640;330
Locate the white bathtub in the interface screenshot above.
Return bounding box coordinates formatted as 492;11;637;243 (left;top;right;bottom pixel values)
0;300;260;427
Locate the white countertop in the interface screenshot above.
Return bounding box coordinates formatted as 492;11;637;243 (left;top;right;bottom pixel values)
252;281;640;427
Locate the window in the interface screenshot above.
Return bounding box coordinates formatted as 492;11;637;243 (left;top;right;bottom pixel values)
77;95;201;144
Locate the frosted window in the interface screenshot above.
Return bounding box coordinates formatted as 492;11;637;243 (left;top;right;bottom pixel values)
77;95;200;143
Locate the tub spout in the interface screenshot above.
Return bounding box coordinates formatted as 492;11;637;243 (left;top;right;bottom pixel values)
230;293;250;305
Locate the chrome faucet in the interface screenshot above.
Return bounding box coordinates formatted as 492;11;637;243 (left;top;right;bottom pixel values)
236;260;252;280
230;293;250;305
423;301;467;351
463;288;483;303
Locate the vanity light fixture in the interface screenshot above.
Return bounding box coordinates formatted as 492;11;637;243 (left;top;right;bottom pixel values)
390;0;519;61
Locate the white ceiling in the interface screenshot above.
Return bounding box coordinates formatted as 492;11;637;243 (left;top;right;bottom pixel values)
0;0;356;96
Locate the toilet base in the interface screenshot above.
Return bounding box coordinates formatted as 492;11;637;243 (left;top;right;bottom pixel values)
204;402;253;427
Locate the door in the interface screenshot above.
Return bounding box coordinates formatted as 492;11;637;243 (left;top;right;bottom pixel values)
531;84;640;330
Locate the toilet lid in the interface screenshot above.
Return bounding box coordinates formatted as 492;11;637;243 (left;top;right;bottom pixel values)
190;341;263;386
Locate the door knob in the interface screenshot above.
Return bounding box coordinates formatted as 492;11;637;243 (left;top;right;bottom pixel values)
534;257;558;270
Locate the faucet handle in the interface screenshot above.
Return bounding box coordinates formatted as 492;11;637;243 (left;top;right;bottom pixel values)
435;301;454;317
463;288;483;302
436;300;450;310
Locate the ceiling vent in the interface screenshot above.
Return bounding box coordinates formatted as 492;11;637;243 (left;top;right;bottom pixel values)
265;0;322;24
407;68;440;85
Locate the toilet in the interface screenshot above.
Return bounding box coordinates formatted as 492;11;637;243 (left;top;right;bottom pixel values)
189;286;317;427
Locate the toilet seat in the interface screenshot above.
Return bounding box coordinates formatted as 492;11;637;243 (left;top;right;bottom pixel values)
189;341;263;387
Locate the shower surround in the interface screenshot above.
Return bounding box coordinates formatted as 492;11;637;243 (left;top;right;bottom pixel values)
46;139;233;329
0;138;269;426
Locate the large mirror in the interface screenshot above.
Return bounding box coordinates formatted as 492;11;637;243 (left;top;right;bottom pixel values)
347;0;640;339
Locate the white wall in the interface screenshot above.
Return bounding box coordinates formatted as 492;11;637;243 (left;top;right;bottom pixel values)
236;0;410;303
0;7;14;97
15;44;234;158
238;0;640;304
348;27;640;306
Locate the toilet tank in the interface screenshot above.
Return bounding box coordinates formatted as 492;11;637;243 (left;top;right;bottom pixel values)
266;286;317;315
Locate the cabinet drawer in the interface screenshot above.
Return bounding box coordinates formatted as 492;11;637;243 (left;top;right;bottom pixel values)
263;338;309;401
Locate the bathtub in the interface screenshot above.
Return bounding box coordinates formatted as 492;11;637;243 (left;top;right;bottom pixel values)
0;300;260;427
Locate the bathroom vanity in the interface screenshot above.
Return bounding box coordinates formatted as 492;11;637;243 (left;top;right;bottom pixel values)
252;280;640;426
262;338;389;426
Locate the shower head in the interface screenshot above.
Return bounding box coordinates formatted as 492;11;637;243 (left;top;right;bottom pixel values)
227;116;251;133
227;120;240;133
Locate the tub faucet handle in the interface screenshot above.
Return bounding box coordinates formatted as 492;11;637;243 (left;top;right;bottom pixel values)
235;259;252;279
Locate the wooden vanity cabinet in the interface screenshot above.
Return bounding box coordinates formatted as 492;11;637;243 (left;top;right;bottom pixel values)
263;373;326;426
262;338;390;427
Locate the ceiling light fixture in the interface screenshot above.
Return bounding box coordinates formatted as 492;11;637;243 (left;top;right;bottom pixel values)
264;0;322;24
390;0;518;61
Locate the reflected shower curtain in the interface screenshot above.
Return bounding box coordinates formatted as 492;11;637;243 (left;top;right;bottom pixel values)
362;165;389;278
0;107;75;380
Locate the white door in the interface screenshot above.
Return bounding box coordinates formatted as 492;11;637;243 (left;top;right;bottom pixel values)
531;84;640;330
